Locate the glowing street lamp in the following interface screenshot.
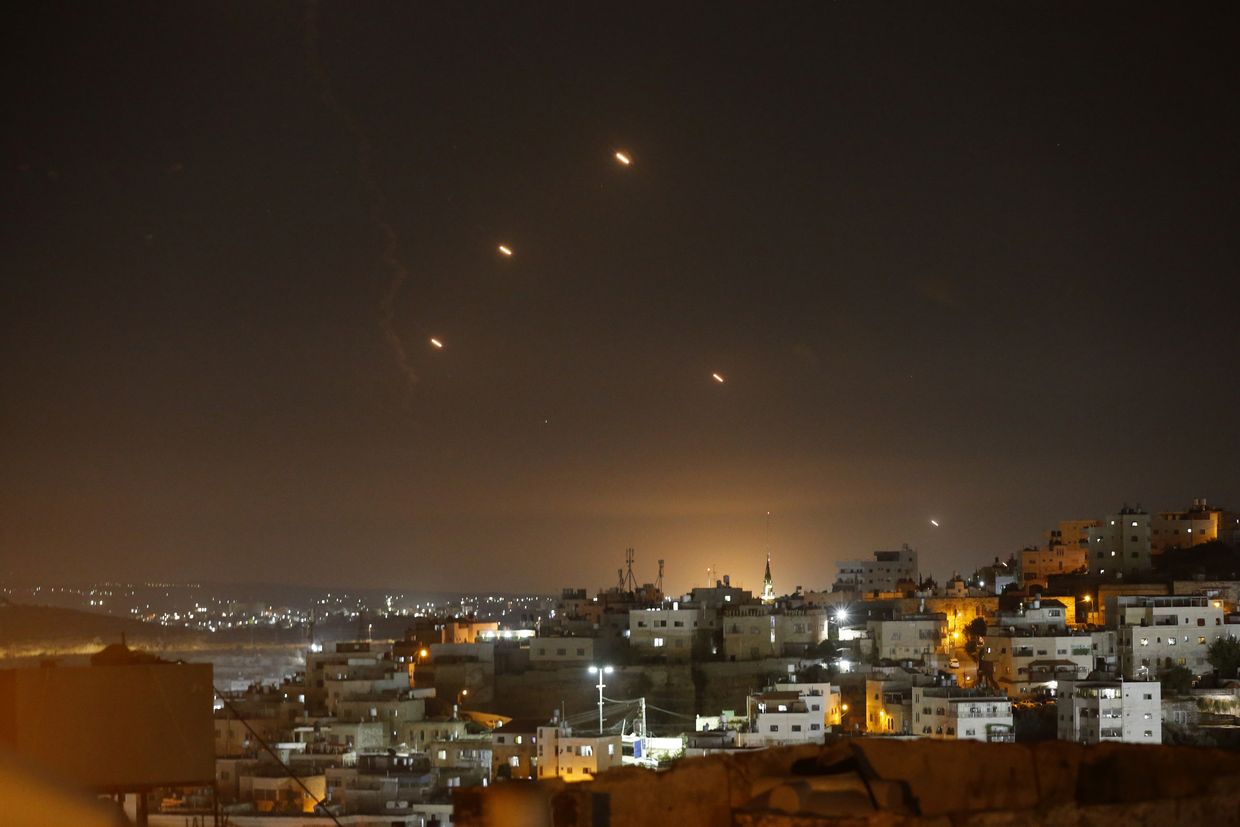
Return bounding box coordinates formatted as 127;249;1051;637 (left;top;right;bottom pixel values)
587;665;614;734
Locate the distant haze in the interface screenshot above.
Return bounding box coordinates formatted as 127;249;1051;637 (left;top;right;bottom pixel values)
4;4;1237;594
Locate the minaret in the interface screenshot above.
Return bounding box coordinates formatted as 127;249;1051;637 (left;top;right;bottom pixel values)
762;552;775;603
761;511;775;603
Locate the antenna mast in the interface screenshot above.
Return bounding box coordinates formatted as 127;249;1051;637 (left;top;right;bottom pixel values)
623;547;638;592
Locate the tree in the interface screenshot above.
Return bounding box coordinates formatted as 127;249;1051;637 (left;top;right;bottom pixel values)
963;617;988;664
1159;665;1194;697
1208;636;1240;679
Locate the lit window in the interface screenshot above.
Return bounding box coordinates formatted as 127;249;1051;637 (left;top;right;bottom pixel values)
653;638;664;647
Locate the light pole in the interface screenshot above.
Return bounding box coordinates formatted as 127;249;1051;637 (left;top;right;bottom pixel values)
587;665;613;735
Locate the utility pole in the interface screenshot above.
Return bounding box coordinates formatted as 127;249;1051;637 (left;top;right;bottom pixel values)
588;665;613;734
639;697;647;760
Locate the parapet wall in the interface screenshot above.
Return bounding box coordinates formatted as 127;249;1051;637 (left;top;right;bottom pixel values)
456;739;1240;826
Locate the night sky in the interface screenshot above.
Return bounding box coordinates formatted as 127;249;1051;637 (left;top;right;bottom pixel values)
5;3;1238;594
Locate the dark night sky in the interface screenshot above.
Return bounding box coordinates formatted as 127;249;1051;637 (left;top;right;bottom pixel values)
4;2;1238;594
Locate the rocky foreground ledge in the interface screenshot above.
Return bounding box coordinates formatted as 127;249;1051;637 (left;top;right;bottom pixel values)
456;738;1240;826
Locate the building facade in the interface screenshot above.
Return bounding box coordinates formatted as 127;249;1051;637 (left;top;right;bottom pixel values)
1087;507;1152;576
835;545;919;595
911;686;1013;742
1056;679;1161;744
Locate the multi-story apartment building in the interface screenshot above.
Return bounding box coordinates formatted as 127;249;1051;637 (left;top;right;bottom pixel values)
867;614;947;663
1019;545;1088;589
1152;499;1237;552
994;597;1069;632
911;686;1013;742
738;682;840;747
628;605;710;658
535;722;623;782
1056;679;1161;744
982;630;1109;697
721;605;830;661
491;719;541;780
305;641;399;716
1115;595;1238;678
1087;506;1152;576
722;604;776;660
835;545;919;595
1047;519;1101;554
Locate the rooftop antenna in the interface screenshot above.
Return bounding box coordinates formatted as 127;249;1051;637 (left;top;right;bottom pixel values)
623;547;638;592
656;559;665;594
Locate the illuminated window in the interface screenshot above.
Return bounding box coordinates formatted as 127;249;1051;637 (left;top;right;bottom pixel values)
653;638;664;647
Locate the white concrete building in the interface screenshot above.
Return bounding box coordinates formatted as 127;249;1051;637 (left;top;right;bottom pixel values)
1116;595;1238;678
535;723;622;782
911;686;1013;742
629;606;705;658
835;545;919;595
740;684;836;747
1056;679;1161;744
867;614;946;663
994;597;1069;633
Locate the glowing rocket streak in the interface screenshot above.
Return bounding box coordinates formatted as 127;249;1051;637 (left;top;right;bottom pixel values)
430;338;444;349
614;151;631;165
498;244;513;257
930;519;940;527
712;372;725;383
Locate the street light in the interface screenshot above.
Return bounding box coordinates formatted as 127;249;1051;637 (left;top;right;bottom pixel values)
587;665;614;735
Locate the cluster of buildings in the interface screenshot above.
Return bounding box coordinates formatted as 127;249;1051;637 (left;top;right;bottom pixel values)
7;497;1239;825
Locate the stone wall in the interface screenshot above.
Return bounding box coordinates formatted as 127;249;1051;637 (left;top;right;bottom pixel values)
456;739;1240;826
477;660;804;726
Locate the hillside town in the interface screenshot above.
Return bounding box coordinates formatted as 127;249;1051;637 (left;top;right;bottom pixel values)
6;498;1240;825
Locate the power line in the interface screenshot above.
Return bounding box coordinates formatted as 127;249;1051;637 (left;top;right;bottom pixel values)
216;687;344;827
